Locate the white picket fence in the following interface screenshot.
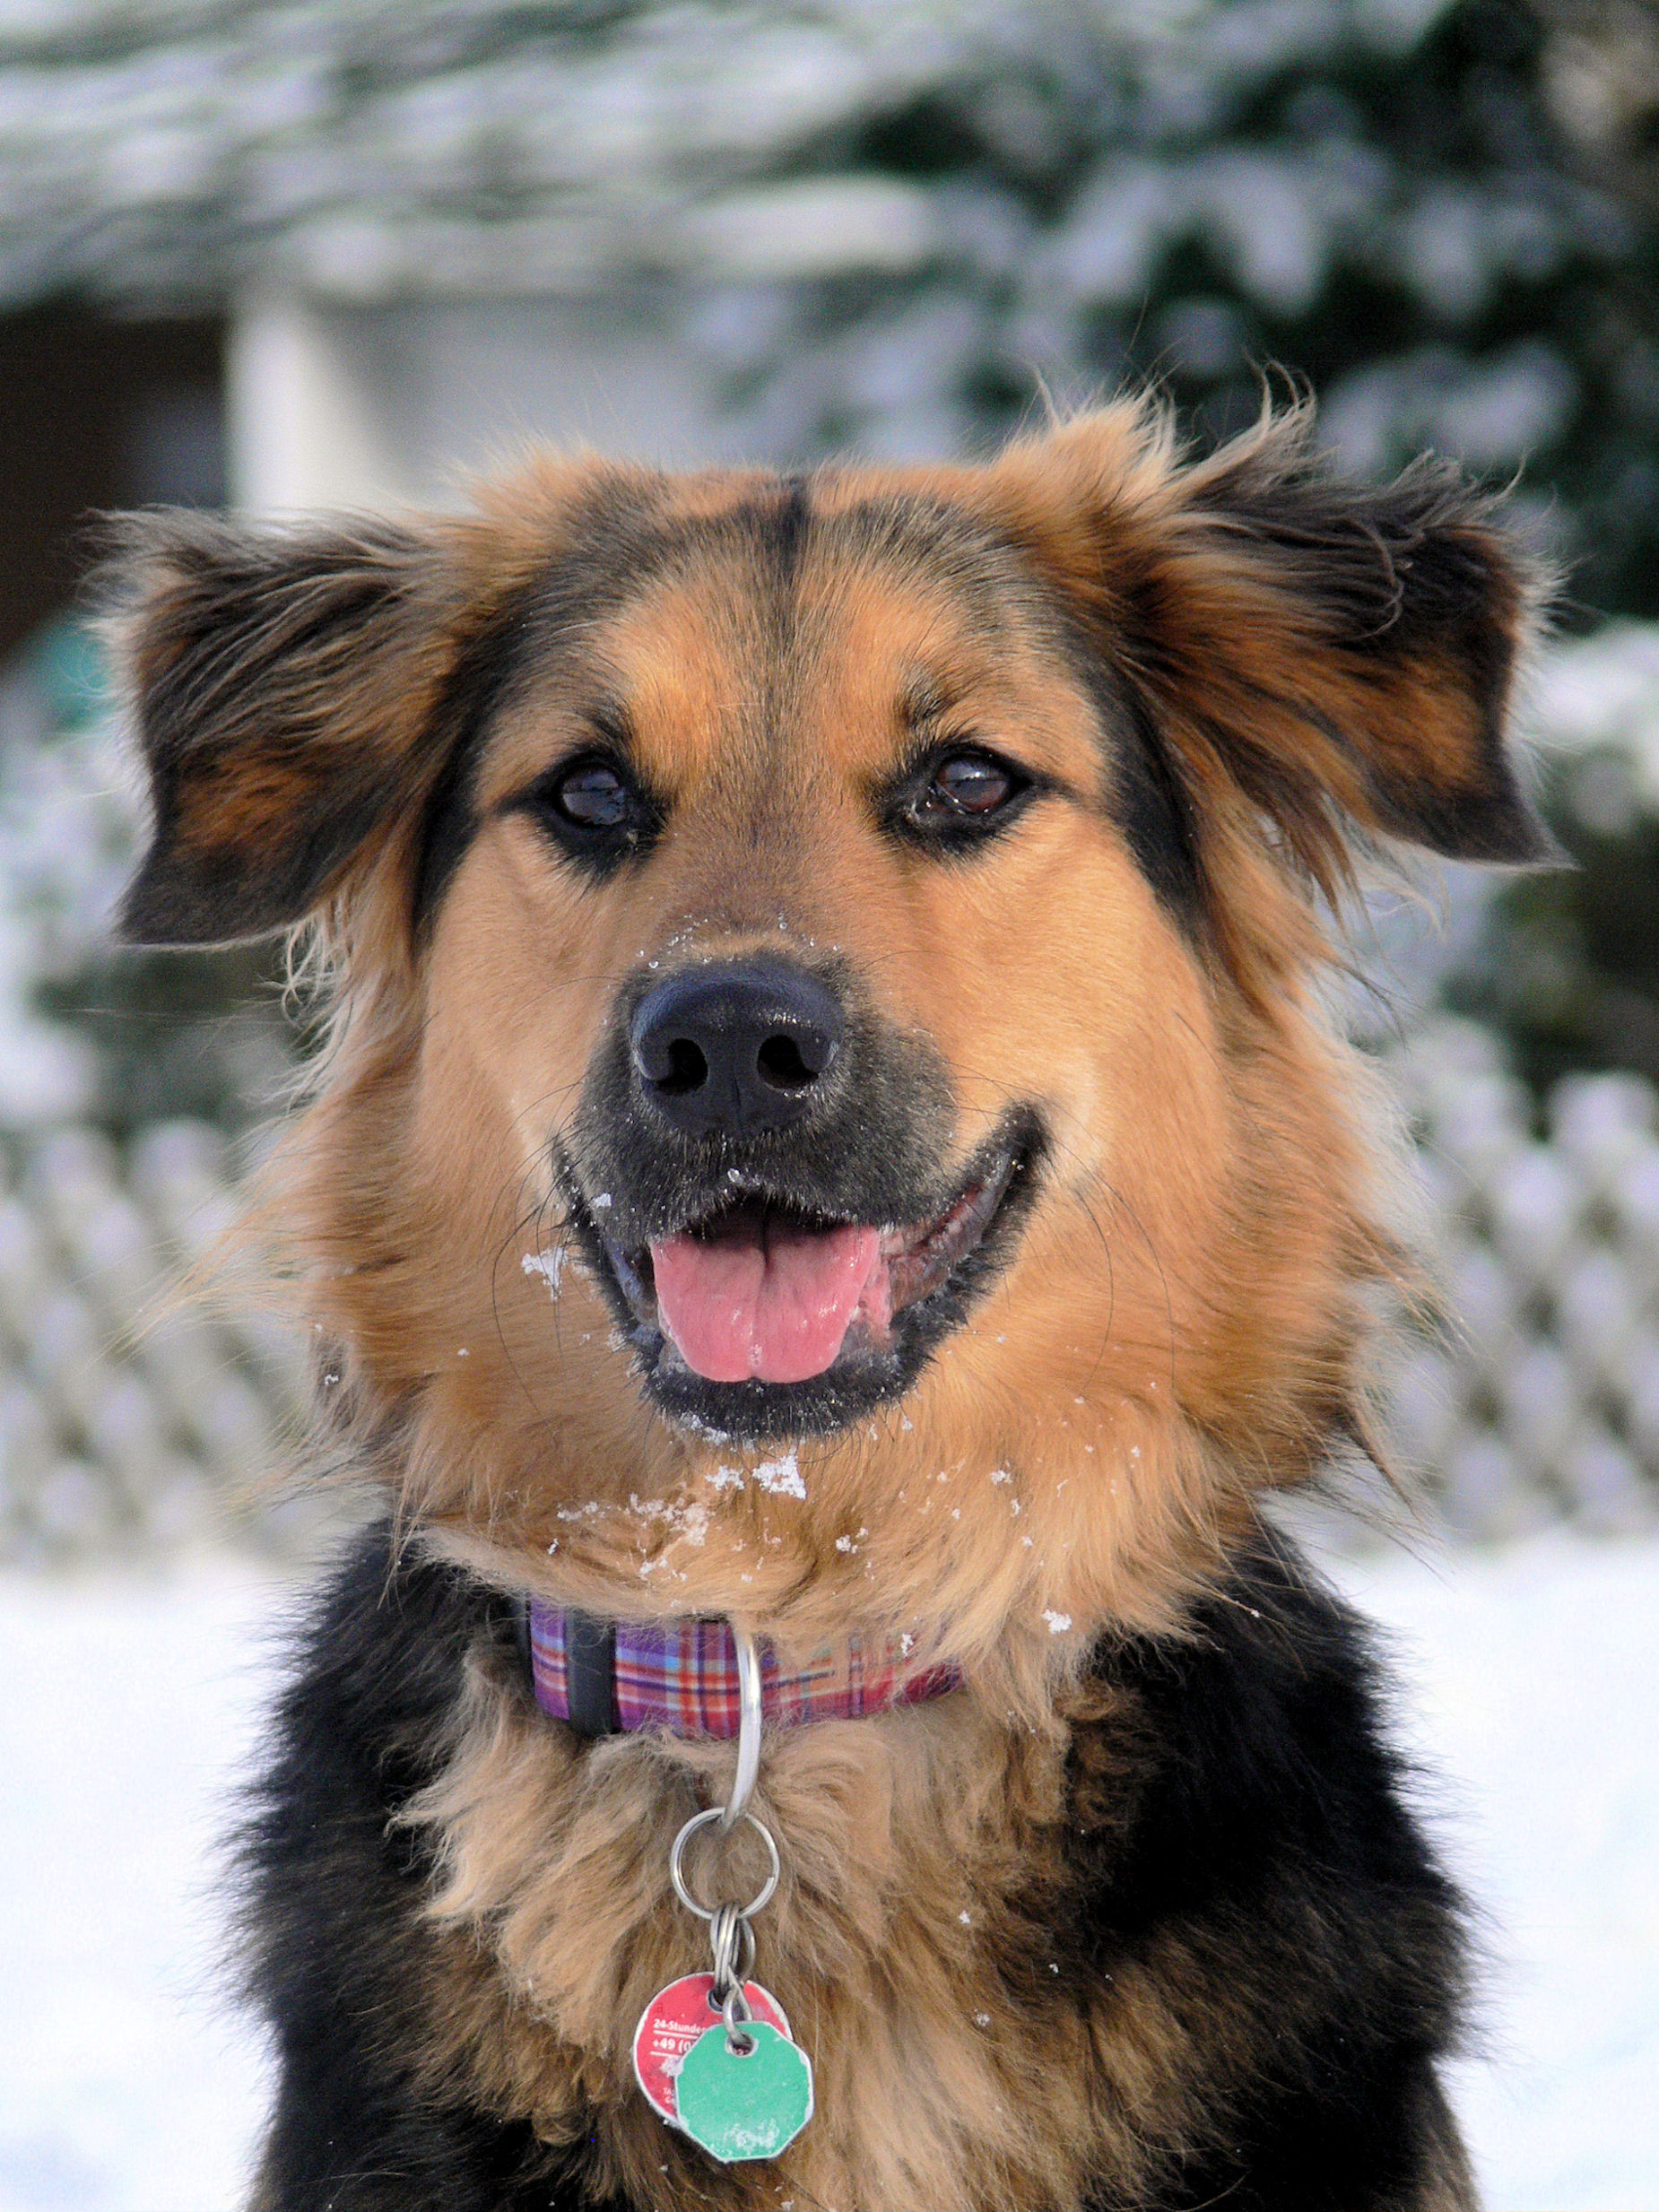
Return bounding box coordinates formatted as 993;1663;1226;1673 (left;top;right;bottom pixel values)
2;1022;1657;1560
0;1120;316;1563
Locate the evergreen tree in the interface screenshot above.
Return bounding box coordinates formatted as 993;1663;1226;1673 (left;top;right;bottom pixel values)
710;0;1659;620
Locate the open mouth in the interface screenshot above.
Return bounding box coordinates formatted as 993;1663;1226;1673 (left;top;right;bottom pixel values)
586;1125;1032;1399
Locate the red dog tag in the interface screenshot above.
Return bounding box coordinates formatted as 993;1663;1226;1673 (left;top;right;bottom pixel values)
633;1974;793;2128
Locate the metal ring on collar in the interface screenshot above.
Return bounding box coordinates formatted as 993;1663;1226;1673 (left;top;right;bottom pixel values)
720;1625;763;1832
708;1900;753;1998
670;1806;780;1921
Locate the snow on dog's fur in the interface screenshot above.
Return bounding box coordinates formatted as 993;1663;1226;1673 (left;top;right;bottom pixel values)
110;401;1549;2210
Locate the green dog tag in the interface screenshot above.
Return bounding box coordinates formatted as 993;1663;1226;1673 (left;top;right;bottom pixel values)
674;2019;814;2164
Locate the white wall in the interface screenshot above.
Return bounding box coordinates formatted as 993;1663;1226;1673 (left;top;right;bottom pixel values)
228;297;413;513
227;292;752;515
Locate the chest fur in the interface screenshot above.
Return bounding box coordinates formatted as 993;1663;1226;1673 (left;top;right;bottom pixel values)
397;1656;1180;2211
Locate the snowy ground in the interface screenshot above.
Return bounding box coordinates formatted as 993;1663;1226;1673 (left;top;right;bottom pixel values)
1;1532;1655;2211
1335;1533;1659;2208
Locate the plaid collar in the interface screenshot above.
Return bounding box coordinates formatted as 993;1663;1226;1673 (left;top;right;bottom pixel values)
525;1600;960;1739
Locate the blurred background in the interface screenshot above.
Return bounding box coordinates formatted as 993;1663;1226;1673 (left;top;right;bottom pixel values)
0;5;1656;2208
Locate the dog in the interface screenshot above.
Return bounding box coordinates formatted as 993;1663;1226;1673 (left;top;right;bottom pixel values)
109;400;1550;2210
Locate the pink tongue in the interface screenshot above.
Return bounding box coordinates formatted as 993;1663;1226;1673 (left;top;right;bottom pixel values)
652;1219;888;1384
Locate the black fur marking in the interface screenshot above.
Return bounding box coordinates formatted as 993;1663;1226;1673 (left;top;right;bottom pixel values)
1210;452;1504;655
243;1521;1469;2209
1116;690;1208;925
126;773;385;948
767;472;812;587
1066;1531;1472;2208
1365;742;1563;869
239;1531;612;2208
410;600;538;929
837;493;1034;636
410;486;699;931
1055;618;1206;930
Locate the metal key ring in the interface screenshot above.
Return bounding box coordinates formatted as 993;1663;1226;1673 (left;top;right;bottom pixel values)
669;1807;780;1921
708;1901;755;1997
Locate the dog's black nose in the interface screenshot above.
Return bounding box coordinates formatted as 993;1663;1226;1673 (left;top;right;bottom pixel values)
629;959;845;1137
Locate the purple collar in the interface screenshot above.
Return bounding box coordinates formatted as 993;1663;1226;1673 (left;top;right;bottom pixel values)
526;1600;960;1739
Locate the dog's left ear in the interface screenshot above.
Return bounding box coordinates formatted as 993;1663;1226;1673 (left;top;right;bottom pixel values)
108;511;490;948
987;404;1558;874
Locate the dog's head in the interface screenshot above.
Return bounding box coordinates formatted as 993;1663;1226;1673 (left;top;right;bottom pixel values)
111;404;1548;1648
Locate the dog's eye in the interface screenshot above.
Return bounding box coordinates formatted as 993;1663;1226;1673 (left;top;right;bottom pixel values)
552;759;633;829
520;750;662;876
893;747;1033;847
921;753;1017;818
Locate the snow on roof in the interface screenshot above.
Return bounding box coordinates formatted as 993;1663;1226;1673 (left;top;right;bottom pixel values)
0;0;1015;305
0;0;1463;308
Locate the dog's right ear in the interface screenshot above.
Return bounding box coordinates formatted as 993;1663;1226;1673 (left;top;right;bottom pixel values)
109;511;489;949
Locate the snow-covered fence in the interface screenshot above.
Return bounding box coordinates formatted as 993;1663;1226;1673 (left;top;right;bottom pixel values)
2;1031;1658;1561
1391;1023;1659;1540
0;1119;314;1564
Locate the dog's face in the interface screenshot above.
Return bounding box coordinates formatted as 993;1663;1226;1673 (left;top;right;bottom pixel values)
113;408;1548;1644
416;481;1210;1450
